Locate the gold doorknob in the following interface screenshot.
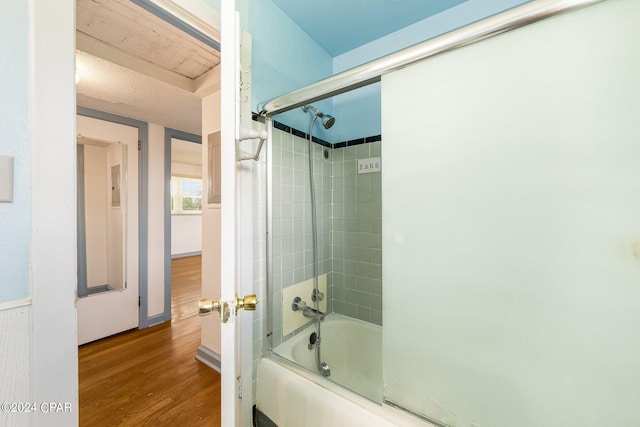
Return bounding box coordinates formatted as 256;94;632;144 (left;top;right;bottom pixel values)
199;298;221;316
235;294;258;315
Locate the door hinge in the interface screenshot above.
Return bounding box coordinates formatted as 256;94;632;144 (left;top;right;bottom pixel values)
138;140;141;151
138;296;141;307
236;377;242;399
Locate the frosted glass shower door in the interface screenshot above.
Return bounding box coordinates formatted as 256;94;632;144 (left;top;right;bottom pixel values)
381;1;640;426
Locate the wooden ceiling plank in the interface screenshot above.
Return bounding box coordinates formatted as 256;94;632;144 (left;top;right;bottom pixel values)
77;31;197;93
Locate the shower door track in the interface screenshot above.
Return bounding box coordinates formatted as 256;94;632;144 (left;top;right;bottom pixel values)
258;0;602;118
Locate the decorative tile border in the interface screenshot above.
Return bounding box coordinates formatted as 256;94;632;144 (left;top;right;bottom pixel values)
252;112;380;149
332;134;381;149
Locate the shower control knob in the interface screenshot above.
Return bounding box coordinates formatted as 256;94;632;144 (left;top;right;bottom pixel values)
292;296;306;311
235;293;258;315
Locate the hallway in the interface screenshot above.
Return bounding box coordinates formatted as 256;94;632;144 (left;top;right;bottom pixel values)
78;256;221;425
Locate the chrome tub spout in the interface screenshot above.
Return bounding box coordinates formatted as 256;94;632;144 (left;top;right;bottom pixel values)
302;306;325;321
292;296;325;320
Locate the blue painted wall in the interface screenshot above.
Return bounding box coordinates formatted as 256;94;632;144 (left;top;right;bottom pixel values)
331;0;532;141
0;1;30;303
202;0;335;141
247;0;334;141
334;0;532;72
270;0;469;56
204;0;532;142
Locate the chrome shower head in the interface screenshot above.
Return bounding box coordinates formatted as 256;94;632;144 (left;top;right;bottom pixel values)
302;105;336;129
321;114;335;129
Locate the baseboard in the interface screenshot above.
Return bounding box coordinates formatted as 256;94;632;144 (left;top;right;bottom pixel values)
196;345;221;373
147;313;170;328
171;251;202;259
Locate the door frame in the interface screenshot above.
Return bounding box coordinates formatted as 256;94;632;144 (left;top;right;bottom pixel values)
162;128;203;326
76;106;151;328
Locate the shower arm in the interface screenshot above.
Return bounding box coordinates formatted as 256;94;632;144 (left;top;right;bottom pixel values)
237;125;268;161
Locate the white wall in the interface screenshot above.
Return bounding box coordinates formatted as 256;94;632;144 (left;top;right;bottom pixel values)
172;214;202;256
201;90;222;355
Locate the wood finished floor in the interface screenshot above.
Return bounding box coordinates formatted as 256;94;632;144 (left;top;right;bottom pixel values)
79;256;221;426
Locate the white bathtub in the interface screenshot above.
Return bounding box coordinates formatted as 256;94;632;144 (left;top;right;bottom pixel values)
258;313;431;427
274;313;383;402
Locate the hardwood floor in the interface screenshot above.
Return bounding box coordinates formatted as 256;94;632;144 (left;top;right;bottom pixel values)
79;256;221;426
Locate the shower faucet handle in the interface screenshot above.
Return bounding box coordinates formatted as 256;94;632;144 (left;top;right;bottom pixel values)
311;288;324;302
292;296;307;311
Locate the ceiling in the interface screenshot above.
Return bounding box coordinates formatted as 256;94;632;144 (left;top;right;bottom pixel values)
76;0;219;80
272;0;469;56
75;0;221;135
171;139;202;166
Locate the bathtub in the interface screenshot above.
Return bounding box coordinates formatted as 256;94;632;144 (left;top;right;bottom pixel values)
274;313;383;402
258;313;431;427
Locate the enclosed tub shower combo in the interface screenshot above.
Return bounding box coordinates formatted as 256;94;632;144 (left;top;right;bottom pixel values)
255;0;640;426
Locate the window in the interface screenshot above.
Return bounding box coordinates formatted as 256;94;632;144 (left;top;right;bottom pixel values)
171;177;202;214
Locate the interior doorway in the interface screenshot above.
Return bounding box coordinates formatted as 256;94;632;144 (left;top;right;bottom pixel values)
165;132;204;322
169;137;203;261
75;0;220;339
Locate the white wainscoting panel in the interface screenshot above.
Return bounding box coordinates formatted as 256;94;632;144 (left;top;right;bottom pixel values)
0;302;31;426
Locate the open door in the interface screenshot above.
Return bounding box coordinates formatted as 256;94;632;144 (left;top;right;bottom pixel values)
199;1;256;425
76;116;140;345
